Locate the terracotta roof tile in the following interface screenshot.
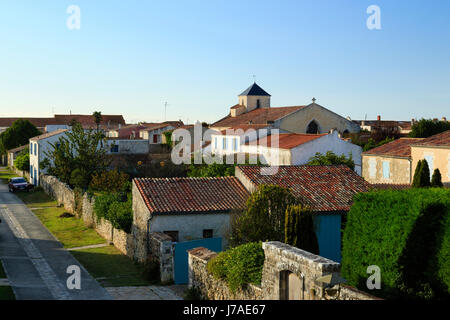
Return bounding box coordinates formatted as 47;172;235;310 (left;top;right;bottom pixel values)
211;106;306;128
411;130;450;147
362;138;423;158
371;184;411;190
236;165;371;212
29;129;68;141
134;177;250;215
7;144;29;153
247;133;326;149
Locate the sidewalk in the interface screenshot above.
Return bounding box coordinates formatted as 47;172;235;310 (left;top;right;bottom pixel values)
0;178;112;300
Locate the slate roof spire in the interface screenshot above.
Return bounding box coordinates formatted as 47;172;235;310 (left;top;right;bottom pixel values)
239;82;271;97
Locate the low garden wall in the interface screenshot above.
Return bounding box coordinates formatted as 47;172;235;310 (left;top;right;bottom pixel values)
188;242;380;300
39;175;147;262
148;232;174;284
188;247;263;300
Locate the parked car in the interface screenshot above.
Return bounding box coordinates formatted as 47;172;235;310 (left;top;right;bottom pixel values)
8;177;34;193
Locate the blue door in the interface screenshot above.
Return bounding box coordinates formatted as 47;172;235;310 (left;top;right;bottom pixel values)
174;237;222;284
314;215;342;262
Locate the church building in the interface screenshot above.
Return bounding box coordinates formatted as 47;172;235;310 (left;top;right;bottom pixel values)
211;83;360;135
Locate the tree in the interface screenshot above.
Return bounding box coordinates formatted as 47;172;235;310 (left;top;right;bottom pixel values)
93;111;102;132
229;185;300;246
307;151;355;171
362;136;395;152
285;204;319;254
40;122;111;189
0;120;41;154
431;169;443;188
409;119;450;138
14;148;30;171
412;159;431;188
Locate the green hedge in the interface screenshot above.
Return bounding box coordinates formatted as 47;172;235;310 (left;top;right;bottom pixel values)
93;193;133;233
341;188;450;300
207;242;265;293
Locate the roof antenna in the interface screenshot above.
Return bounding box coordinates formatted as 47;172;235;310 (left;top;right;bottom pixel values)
164;101;170;121
253;75;256;83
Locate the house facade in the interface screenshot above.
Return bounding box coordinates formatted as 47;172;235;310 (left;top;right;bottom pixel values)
132;176;250;256
105;138;149;155
361;138;423;185
410;130;450;185
29;129;68;186
140;121;183;144
7;144;29;168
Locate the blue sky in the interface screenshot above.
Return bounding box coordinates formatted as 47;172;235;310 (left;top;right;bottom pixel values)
0;0;449;124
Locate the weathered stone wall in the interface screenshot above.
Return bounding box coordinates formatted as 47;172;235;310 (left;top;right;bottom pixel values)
148;232;174;283
188;247;263;300
11;167;30;182
40;175;75;212
188;242;380;300
39;174;134;256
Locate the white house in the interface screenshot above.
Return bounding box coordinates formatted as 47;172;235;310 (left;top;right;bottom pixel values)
140;121;183;144
29;129;68;186
105;138;149;155
211;129;362;175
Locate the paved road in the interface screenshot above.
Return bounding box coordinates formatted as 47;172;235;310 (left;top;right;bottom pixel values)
0;174;112;300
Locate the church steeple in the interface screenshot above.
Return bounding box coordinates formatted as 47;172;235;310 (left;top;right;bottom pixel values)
238;83;271;112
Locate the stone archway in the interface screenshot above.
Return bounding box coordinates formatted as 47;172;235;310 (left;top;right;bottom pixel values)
306;120;320;134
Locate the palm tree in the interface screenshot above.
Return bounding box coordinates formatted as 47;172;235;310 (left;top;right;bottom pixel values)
93;111;102;132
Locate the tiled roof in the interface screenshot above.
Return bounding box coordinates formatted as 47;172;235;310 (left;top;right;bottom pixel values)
141;121;183;132
236;165;371;212
362;138;423;158
411;130;450;147
371;184;411;190
0;118;57;128
230;104;245;110
211;106;305;128
246;133;326;149
29;129;68;141
0;114;126;130
134;177;250;215
7;144;29;153
53;114;125;129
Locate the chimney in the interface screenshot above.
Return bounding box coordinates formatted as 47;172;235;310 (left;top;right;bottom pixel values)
442;117;447;122
377;115;381;121
411;118;415;125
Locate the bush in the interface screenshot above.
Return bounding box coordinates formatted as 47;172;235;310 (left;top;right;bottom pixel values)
285;204;319;254
93;193;120;220
412;159;431;188
229;185;299;246
307;151;355;171
207;242;265;293
89;170;130;193
14;150;30;171
107;198;133;233
341;188;450;300
431;169;443;188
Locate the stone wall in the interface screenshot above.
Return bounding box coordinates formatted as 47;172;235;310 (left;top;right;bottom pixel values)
188;242;380;300
40;175;75;212
39;174;134;256
148;232;174;283
11;167;30;182
188;247;263;300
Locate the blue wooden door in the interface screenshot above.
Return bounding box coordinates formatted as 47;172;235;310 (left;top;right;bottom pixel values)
174;237;222;284
314;215;342;262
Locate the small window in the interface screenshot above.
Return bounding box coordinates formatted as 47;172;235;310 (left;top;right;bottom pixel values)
203;229;213;239
30;165;33;177
369;158;376;178
232;138;238;151
223;137;227;150
34;143;37;156
382;161;390;179
214;137;218;149
164;231;179;242
110;145;119;153
256;99;260;108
